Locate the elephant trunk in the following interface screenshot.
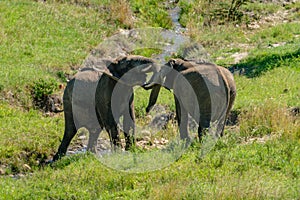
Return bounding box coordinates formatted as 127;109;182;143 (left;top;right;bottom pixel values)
146;84;161;113
143;65;171;89
143;65;173;113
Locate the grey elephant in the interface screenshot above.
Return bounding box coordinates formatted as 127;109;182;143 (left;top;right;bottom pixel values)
144;58;236;142
53;55;157;161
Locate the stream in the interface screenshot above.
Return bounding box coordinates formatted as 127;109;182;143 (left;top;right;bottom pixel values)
153;2;190;63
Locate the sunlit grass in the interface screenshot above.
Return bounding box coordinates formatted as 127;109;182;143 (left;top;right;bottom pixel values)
0;103;64;174
0;0;299;199
235;66;300;108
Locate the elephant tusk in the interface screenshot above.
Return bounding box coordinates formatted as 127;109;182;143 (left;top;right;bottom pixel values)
140;64;153;73
142;82;157;89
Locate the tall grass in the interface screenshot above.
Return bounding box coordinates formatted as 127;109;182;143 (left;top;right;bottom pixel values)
239;100;300;139
110;0;134;29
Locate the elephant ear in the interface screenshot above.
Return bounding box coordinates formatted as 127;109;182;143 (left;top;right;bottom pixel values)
168;59;176;68
168;58;193;72
123;55;155;73
107;57;126;79
167;58;184;71
111;55;154;76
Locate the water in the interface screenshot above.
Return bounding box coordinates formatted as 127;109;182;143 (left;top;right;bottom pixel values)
153;3;190;63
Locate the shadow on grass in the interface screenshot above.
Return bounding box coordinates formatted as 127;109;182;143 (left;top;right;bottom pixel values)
229;48;300;78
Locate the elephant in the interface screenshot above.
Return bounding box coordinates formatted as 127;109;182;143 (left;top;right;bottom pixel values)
53;55;157;161
144;58;236;142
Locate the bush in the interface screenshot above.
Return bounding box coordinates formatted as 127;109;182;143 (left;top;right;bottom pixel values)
30;78;58;111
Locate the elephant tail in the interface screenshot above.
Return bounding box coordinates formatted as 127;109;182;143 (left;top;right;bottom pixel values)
216;66;231;119
216;66;235;118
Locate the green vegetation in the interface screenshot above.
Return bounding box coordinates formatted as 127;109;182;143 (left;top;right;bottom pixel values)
30;78;59;109
0;0;299;199
130;0;173;28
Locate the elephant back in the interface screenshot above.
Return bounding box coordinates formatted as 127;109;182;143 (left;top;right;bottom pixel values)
75;68;104;82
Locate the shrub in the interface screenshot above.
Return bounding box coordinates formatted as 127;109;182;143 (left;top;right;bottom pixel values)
110;0;134;29
30;78;58;111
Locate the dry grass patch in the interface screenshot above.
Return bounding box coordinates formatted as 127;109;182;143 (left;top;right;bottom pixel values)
239;100;300;139
110;0;134;29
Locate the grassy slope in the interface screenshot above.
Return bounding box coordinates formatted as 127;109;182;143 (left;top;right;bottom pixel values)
0;0;299;199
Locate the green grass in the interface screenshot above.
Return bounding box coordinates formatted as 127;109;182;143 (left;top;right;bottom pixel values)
130;0;173;29
234;64;300;108
0;103;64;174
0;0;300;199
0;138;299;199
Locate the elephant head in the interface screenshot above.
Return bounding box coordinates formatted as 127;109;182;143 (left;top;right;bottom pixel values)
107;55;159;86
143;58;183;113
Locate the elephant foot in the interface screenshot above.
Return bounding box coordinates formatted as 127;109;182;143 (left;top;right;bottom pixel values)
125;142;135;151
52;152;64;161
52;145;69;161
124;136;135;151
111;139;122;152
87;146;97;154
184;136;192;147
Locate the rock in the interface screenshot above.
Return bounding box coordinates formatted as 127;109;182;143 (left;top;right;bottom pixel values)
188;115;198;131
231;52;248;64
0;168;5;175
290;107;300;116
149;105;166;114
248;22;260;30
143;136;151;142
23;164;31;171
137;140;149;146
160;138;169;145
67;151;75;155
153;138;160;144
141;130;151;137
145;114;152;121
149;112;174;130
78;135;86;140
269;42;286;48
99;144;107;150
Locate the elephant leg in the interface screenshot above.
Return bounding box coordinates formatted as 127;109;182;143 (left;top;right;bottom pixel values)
198;125;205;142
174;96;190;143
217;121;226;137
87;128;102;153
198;116;210;142
221;90;236;137
107;124;121;151
123;101;135;150
198;125;202;141
53;111;77;161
